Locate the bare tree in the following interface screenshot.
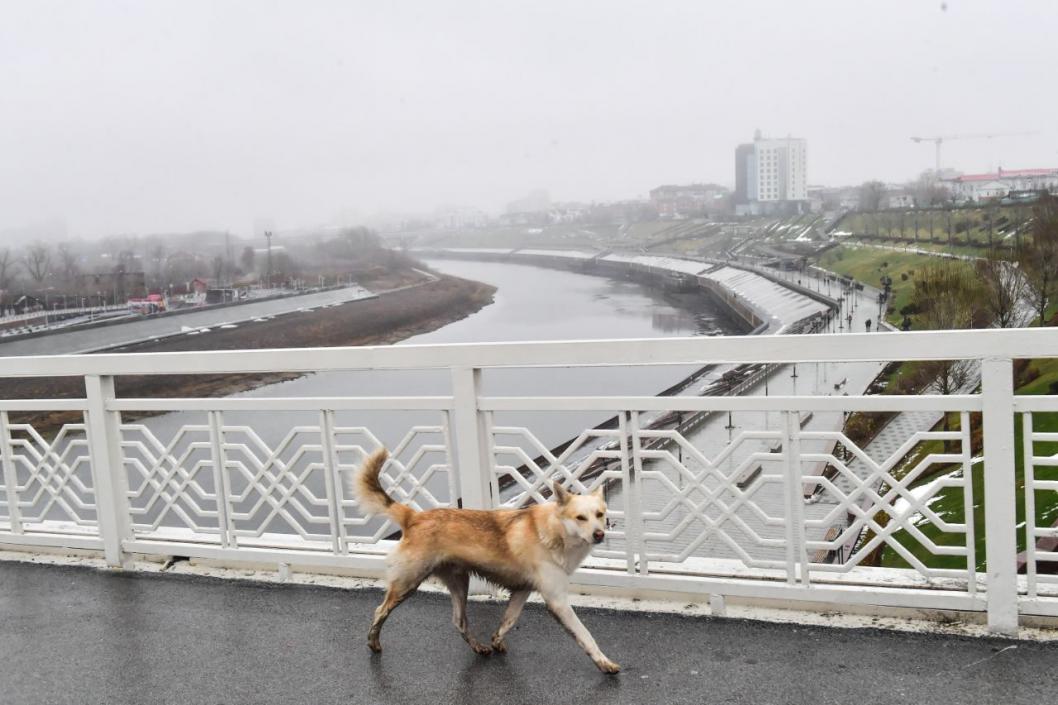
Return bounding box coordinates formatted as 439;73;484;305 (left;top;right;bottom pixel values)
211;255;225;282
271;251;301;285
56;242;81;284
101;235;140;274
912;175;951;208
23;242;51;284
0;248;14;290
976;248;1028;328
858;181;886;211
0;248;15;307
911;261;992;447
240;246;256;273
146;242;167;287
1018;193;1058;326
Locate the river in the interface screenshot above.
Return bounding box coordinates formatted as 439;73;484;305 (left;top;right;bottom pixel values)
135;258;734;445
117;258;742;539
32;257;886;564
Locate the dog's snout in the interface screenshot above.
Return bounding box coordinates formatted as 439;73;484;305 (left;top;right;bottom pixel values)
592;529;605;544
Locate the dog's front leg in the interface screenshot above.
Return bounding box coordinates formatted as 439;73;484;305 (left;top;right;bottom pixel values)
491;589;530;653
540;591;620;674
545;599;620;673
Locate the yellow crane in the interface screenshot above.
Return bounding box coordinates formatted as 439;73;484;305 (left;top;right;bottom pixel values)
910;132;1037;174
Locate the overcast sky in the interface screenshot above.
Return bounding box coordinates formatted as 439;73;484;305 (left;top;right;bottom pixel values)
1;0;1055;239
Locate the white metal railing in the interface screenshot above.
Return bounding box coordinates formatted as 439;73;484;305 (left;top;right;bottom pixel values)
1;328;1058;634
0;304;128;325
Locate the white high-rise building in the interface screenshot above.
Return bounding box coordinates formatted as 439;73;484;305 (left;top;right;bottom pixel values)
749;136;807;202
736;131;808;214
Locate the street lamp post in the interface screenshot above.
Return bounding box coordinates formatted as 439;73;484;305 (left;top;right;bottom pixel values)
265;231;274;290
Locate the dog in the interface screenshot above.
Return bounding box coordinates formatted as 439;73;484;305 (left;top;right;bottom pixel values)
351;447;620;673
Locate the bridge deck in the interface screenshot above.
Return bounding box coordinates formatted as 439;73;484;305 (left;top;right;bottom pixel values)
1;560;1054;705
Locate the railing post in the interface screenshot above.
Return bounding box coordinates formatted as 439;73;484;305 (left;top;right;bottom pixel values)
450;366;493;595
207;411;235;548
981;357;1019;635
450;367;492;510
319;410;347;554
84;375;132;568
617;411;640;575
782;411;809;586
0;411;23;534
626;411;648;575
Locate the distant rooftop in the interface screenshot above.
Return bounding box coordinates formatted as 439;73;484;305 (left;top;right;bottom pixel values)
946;168;1058;182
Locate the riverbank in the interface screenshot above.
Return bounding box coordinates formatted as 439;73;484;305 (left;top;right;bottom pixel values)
2;273;495;430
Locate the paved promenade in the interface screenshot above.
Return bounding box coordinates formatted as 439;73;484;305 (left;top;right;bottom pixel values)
1;561;1055;705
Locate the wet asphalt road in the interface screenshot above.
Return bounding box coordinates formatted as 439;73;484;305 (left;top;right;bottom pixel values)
0;561;1055;705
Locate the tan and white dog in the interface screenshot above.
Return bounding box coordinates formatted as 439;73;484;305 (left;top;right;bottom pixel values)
352;448;620;673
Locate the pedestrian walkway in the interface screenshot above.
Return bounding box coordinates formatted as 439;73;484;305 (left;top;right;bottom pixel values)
830;409;945;498
0;560;1053;705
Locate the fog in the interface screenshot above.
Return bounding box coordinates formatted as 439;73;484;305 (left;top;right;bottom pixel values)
1;0;1055;239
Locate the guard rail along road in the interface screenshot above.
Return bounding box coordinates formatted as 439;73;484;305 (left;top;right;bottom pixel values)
2;327;1058;636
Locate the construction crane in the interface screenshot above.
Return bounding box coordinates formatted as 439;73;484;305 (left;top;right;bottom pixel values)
910;132;1037;174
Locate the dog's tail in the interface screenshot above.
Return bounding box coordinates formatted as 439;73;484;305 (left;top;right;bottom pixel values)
351;448;415;530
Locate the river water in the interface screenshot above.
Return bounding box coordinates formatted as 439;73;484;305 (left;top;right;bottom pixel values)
136;259;733;446
28;257;890;566
116;259;740;538
12;255;897;563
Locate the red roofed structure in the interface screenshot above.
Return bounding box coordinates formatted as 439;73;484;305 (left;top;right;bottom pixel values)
943;167;1058;202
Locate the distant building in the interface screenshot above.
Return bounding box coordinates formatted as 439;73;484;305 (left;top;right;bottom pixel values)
498;210;549;227
204;288;237;305
547;202;590;224
733;143;755;205
808;185;860;212
734;130;808;215
434;207;488;230
942;168;1058;203
649;184;730;219
883;187;916;209
588;199;656;224
506;190;551;216
128;293;166;315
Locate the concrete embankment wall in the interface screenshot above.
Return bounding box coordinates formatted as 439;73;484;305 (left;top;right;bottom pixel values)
695;277;765;329
420;248;775;333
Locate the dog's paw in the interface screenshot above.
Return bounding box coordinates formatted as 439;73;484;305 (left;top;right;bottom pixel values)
471;642;493;657
490;637;508;654
595;658;621;674
367;639;382;653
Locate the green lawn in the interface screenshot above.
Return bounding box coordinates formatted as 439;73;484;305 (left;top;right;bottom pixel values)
880;359;1058;572
625;221;680;241
836;205;1031;250
818;245;976;326
855;240;992;258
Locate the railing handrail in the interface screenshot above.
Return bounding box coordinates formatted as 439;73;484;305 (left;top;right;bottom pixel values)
2;327;1058;377
3;329;1057;636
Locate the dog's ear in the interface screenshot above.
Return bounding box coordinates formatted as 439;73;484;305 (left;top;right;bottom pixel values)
552;482;571;505
591;484;605;499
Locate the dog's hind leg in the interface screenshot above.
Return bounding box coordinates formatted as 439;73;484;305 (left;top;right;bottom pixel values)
367;563;429;653
437;569;492;656
490;589;529;653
